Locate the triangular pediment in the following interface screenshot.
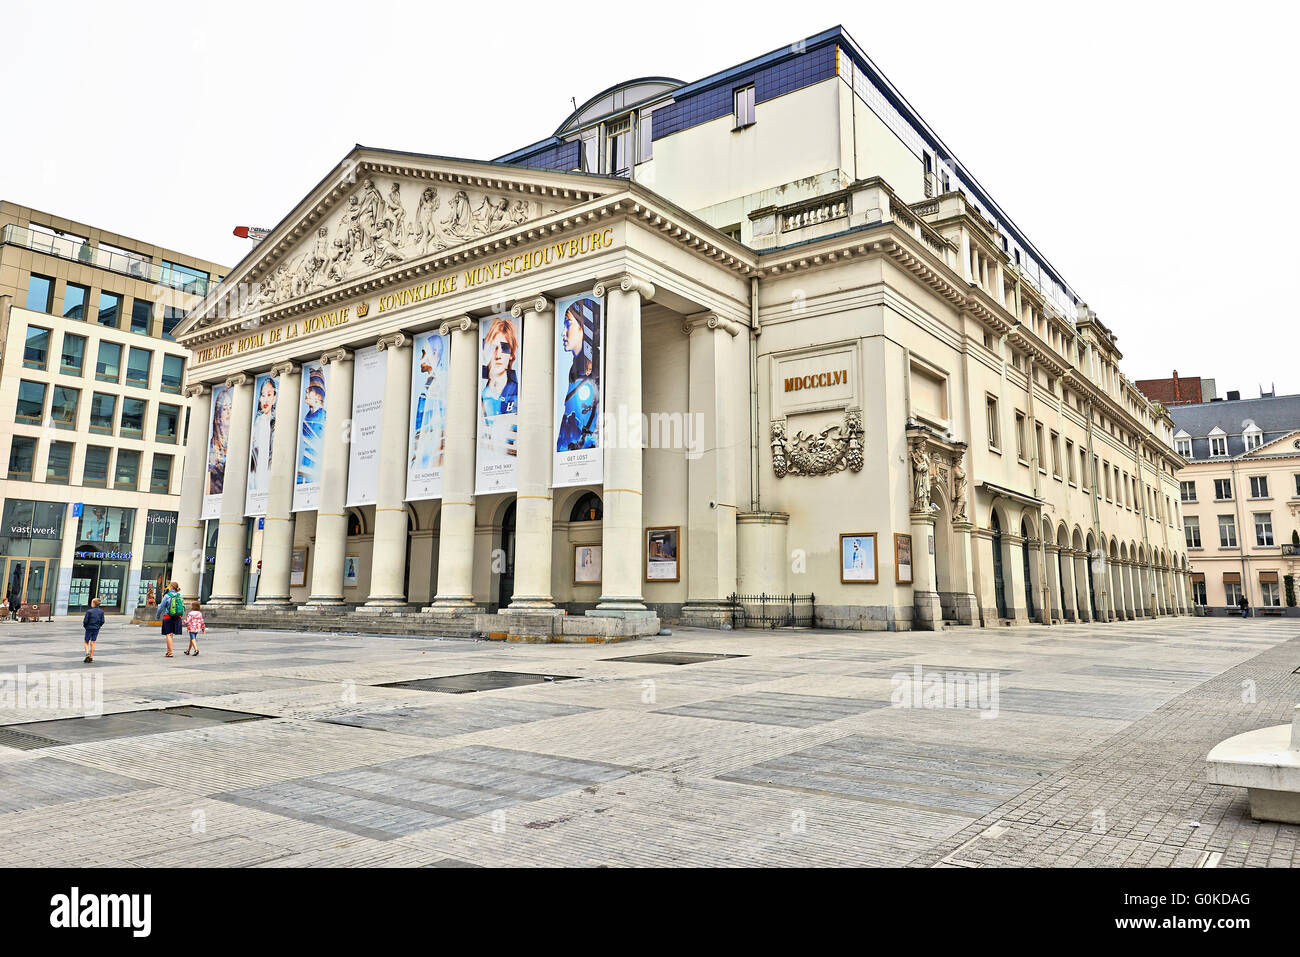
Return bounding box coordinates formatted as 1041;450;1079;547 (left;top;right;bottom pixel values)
1242;429;1300;458
176;146;621;339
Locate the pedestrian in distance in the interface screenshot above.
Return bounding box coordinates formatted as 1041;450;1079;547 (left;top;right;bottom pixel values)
183;602;206;656
156;580;185;657
82;597;104;663
1238;593;1250;619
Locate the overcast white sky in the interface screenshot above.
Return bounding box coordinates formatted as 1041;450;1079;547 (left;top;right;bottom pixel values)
2;1;1295;396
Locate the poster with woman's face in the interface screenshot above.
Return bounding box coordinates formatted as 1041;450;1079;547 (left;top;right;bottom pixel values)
244;373;279;516
293;363;329;512
202;384;232;519
406;330;450;501
552;293;603;488
475;314;522;495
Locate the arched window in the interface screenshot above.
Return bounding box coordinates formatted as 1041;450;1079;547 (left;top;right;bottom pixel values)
569;492;603;523
347;512;364;536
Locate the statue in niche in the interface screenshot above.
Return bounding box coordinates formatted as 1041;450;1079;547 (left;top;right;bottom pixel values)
952;459;969;522
910;445;931;512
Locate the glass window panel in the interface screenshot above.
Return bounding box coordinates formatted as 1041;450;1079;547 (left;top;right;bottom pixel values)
23;326;50;369
45;441;72;484
114;450;139;490
77;505;134;544
126;347;151;386
83;446;110;487
97;291;123;328
7;436;36;480
16;380;46;422
155;403;179;443
26;273;54;312
89;393;117;434
120;397;145;437
49;386;79;430
95;340;122;381
60;333;86;375
130;299;153;334
161;354;184;393
150;455;173;494
62;282;88;320
162;306;187;341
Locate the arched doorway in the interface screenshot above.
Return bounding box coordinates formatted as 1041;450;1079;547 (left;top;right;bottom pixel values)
1020;519;1036;620
990;512;1007;619
497;501;516;608
1085;533;1100;619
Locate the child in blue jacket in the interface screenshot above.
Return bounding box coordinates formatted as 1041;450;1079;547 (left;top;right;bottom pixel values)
82;598;104;663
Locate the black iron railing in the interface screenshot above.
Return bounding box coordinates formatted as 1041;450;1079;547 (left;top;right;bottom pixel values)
728;592;815;629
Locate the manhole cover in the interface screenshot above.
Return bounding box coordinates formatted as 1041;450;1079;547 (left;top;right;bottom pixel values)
604;652;748;666
377;671;579;694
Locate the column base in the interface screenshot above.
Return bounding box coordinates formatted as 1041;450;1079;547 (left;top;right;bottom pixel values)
357;601;410;613
424;599;477;615
587;607;656;619
505;598;560;612
912;590;942;631
950;593;979;626
204;596;244;607
253;597;293;607
301;598;346;610
679;600;737;628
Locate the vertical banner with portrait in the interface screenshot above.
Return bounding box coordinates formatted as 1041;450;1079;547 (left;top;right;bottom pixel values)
552;292;604;488
475;313;522;495
346;346;386;507
244;373;280;517
201;384;233;520
406;330;450;501
293;362;329;512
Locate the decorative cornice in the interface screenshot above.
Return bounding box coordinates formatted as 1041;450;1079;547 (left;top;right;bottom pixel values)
224;373;249;388
593;273;655;301
510;295;552;319
438;315;475;336
376;332;409;351
321;348;352;365
269;361;297;377
681;313;743;337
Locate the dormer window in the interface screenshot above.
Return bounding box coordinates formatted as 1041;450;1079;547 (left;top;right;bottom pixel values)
1174;430;1191;457
1242;421;1263;451
604;116;633;177
1209;427;1227;457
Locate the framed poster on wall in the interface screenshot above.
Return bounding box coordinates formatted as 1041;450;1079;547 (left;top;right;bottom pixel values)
573;544;602;585
645;526;680;582
290;547;309;587
894;533;913;585
343;555;360;588
840;532;877;584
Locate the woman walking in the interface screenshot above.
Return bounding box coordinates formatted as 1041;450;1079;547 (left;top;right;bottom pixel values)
183;602;206;656
82;598;104;663
156;581;184;657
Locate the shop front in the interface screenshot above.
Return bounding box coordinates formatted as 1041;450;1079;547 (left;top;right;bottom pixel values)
138;509;178;609
0;499;65;612
69;505;136;614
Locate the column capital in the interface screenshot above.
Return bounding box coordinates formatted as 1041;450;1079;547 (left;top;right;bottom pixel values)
376;332;409;352
681;313;743;337
269;360;297;377
181;383;207;399
510;295;553;319
321;348;352;365
225;373;249;388
438;315;476;337
594;273;655;301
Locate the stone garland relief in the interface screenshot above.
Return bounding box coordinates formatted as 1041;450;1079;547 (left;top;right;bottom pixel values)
770;410;864;478
251;177;545;310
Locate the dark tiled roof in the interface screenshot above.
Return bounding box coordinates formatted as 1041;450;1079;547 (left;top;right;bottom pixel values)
1168;393;1300;461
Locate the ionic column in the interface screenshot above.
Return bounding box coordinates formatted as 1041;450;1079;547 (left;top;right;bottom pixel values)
304;349;353;607
430;317;479;612
172;384;210;603
506;296;559;611
592;274;655;614
680;314;741;626
951;520;979;625
208;374;254;605
366;334;414;607
255;362;300;605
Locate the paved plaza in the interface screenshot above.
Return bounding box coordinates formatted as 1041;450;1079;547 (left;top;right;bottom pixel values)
0;615;1296;867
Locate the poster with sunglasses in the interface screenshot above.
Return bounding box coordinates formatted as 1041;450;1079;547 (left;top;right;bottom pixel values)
552;292;603;489
474;313;522;494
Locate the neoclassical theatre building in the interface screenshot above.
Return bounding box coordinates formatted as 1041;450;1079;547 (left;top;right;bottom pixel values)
173;26;1191;636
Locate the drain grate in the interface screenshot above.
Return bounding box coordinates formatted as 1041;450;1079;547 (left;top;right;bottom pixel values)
604;652;748;666
377;671;579;694
0;706;272;751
